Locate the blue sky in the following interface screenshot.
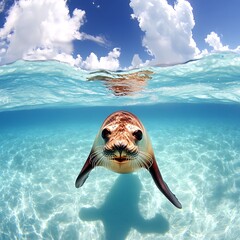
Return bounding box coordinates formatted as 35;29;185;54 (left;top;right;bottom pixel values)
69;0;240;66
189;0;240;49
0;0;240;69
68;0;148;66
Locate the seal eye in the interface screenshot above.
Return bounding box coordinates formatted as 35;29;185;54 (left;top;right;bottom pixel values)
133;129;143;141
102;128;111;140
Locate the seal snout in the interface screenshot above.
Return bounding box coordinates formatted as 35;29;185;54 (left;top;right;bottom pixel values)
112;142;128;162
114;142;127;153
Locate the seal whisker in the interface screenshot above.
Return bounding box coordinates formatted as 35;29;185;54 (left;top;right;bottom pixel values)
139;150;153;161
130;155;142;170
138;151;153;169
135;157;146;169
90;151;99;159
133;151;151;169
92;145;104;153
90;150;104;167
96;155;106;167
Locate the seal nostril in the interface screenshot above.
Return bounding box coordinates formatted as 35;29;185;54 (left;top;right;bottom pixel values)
114;143;127;153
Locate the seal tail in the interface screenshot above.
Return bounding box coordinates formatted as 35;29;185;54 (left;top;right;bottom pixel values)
75;153;94;188
149;160;182;209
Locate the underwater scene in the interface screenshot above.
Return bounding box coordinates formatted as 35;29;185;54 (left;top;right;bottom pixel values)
0;52;240;239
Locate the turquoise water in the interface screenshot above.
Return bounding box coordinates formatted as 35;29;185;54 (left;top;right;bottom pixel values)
0;53;240;239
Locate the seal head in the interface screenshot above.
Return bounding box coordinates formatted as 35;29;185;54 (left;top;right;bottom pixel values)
75;111;182;209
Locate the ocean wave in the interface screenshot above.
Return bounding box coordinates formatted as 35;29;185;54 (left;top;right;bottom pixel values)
0;52;240;111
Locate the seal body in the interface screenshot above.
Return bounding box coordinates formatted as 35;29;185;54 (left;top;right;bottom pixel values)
75;111;182;209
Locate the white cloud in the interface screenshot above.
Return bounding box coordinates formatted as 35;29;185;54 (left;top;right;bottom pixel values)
23;46;121;71
131;54;143;68
81;33;108;46
205;32;229;51
0;0;116;70
55;53;82;67
81;48;121;71
0;0;85;64
129;54;149;69
130;0;199;65
201;31;240;56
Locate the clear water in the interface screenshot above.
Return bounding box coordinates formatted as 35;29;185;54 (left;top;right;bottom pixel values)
0;53;240;239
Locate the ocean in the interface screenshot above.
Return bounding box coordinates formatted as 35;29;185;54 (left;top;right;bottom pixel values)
0;52;240;239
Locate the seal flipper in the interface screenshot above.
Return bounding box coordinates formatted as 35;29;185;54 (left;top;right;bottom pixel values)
149;160;182;209
75;153;94;188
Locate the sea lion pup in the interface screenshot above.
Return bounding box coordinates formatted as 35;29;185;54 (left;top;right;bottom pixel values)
75;111;182;209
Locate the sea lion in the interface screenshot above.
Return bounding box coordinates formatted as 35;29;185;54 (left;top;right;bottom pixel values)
75;111;182;209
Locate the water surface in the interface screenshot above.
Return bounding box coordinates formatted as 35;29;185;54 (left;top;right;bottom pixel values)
0;53;240;239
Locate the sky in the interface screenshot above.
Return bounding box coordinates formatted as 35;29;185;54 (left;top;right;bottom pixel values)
0;0;240;70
